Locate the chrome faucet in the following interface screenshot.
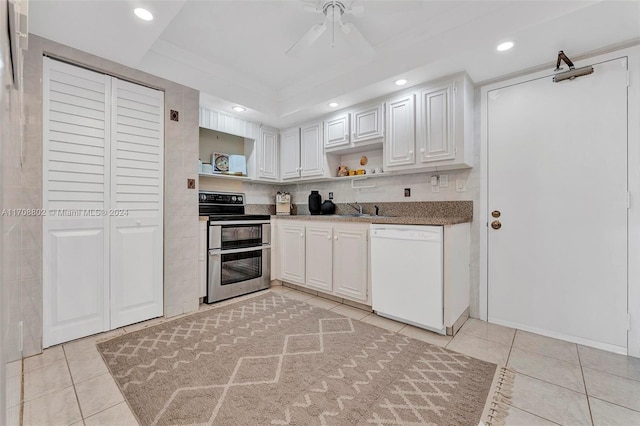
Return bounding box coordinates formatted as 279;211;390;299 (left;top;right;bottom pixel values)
347;203;363;215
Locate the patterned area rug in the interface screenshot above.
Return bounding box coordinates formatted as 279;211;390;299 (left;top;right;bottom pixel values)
97;292;497;425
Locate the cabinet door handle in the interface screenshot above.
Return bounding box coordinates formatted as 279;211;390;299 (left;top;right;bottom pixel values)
334;235;338;240
136;220;141;225
327;235;331;240
408;150;414;158
300;233;304;237
419;148;425;154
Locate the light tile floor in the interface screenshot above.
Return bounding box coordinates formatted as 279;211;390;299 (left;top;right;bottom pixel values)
13;286;640;426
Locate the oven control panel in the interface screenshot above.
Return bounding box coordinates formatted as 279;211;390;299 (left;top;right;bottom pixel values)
199;191;244;205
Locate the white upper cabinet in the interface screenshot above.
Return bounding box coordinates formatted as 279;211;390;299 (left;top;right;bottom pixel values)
280;127;301;180
385;93;416;168
324;113;350;150
385;74;473;172
256;126;279;181
199;106;258;140
416;83;453;162
300;121;325;178
351;103;384;145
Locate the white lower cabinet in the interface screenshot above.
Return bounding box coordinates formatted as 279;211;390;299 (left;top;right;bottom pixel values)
333;226;368;302
305;224;333;292
279;222;306;285
275;219;370;304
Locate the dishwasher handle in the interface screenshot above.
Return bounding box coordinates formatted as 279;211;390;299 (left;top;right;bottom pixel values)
371;228;442;242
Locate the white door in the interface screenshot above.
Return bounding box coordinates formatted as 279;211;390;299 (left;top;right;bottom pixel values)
305;225;333;292
280;127;301;180
42;58;111;346
333;226;368;302
279;223;306;285
385;94;415;168
324;113;350;149
300;122;324;177
351;103;384;144
417;84;453;163
487;58;628;351
110;78;164;329
257;126;279;180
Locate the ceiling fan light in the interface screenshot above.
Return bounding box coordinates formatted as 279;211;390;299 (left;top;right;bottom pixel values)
395;79;408;86
134;8;154;21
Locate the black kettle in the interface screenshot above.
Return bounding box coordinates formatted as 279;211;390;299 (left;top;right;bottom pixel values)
321;200;336;215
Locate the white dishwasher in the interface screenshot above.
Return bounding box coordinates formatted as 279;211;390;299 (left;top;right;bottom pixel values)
370;224;444;334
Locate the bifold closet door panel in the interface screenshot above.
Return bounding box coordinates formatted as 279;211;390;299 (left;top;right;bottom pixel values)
109;78;164;329
43;58;111;347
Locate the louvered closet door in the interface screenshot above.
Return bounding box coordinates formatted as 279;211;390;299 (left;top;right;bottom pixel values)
110;78;163;328
43;58;111;347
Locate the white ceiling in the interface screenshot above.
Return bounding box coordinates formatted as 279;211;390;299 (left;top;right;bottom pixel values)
30;0;640;128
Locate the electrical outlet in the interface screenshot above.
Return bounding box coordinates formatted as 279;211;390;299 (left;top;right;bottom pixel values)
456;179;466;192
439;174;449;187
187;178;195;189
328;192;333;200
170;110;179;122
404;188;411;197
431;184;440;193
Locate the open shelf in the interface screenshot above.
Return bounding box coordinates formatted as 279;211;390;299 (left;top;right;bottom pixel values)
199;173;252;181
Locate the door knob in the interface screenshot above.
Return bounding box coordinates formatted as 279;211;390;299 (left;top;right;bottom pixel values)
491;220;502;230
491;210;501;218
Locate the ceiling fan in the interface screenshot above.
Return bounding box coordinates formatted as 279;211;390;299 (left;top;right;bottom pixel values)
286;1;374;57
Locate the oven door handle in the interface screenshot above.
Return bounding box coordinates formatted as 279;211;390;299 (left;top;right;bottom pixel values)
210;245;271;256
208;220;271;226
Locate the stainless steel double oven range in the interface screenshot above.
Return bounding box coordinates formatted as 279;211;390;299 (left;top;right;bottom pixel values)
199;191;271;304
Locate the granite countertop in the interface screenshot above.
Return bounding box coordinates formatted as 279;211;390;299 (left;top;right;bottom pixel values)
271;214;471;225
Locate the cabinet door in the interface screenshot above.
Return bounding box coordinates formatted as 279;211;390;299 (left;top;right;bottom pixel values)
385;94;416;168
333;227;368;302
110;78;164;329
305;225;333;292
417;83;454;163
279;223;306;285
351;103;384;144
257;126;279;180
300;121;324;177
280;127;301;180
324;113;350;149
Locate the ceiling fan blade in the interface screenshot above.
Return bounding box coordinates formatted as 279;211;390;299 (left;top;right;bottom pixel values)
340;22;374;57
286;23;327;57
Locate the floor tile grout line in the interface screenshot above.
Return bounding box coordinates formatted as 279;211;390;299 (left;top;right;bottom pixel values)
62;345;87;425
510;370;588;395
588;395;640;414
580;363;640;384
505;404;563;426
577;347;596;426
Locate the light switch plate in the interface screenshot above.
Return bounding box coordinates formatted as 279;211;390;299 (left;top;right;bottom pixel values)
456;179;466;192
439;175;449;187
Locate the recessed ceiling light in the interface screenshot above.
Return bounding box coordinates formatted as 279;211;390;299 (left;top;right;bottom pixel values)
232;106;246;112
134;8;154;21
395;78;408;86
328;102;339;108
497;41;514;52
